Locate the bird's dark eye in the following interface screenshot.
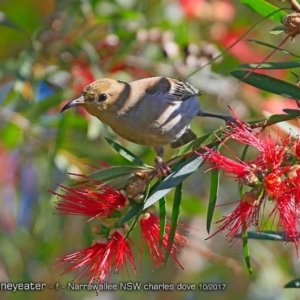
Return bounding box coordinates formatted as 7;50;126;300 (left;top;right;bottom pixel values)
98;93;108;102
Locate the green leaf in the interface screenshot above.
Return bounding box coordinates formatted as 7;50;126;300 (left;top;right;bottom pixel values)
99;176;135;191
240;0;286;23
238;61;300;70
143;154;204;209
242;229;253;275
120;202;143;225
230;70;300;101
247;39;300;59
238;145;253;274
264;113;299;126
241;145;250;162
282;109;300;117
159;196;166;247
173;129;222;157
1;123;23;148
0;11;21;31
165;182;182;266
206;168;220;233
270;25;285;35
105;137;147;167
284;278;300;288
290;71;299;80
90;166;149;182
246;231;285;240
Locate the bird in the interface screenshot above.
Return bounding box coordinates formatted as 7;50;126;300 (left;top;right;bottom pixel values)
61;77;233;176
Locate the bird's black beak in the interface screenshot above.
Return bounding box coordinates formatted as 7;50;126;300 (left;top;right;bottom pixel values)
60;96;86;113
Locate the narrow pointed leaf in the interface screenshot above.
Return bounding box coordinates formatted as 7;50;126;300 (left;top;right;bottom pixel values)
237;155;252;274
240;0;286;22
165;182;182;266
0;12;21;30
282;109;300;117
238;61;300;70
264;113;299;126
90;166;149;182
230;70;300;101
120;202;143;225
246;231;284;240
270;25;285;35
242;229;253;275
144;154;204;209
105;137;147;166
247;39;300;58
159;196;166;247
100;174;139;191
173;129;222;157
284;278;300;288
206;168;220;233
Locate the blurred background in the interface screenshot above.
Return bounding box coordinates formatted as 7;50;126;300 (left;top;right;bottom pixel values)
0;0;300;299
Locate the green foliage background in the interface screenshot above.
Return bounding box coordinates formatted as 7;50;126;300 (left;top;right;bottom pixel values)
0;0;300;299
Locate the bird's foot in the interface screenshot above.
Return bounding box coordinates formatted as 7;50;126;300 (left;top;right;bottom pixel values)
154;156;172;177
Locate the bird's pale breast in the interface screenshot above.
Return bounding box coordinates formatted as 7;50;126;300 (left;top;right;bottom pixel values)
106;93;200;146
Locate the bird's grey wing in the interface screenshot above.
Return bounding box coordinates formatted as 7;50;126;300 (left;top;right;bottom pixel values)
144;77;201;103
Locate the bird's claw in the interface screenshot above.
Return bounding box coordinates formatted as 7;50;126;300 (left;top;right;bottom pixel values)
155;156;172;177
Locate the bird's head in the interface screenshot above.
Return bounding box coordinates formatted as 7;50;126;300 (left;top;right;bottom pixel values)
61;78;129;116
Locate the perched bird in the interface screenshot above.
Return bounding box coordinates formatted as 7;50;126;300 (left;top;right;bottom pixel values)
61;77;233;176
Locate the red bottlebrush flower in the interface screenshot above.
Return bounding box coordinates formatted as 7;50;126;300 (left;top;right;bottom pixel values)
139;213;186;269
292;141;300;159
202;120;300;253
210;192;261;241
272;196;299;246
264;169;300;252
226;119;290;172
225;120;265;152
50;183;128;221
201;146;253;179
257;136;290;173
57;231;136;284
286;165;300;190
264;172;284;199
